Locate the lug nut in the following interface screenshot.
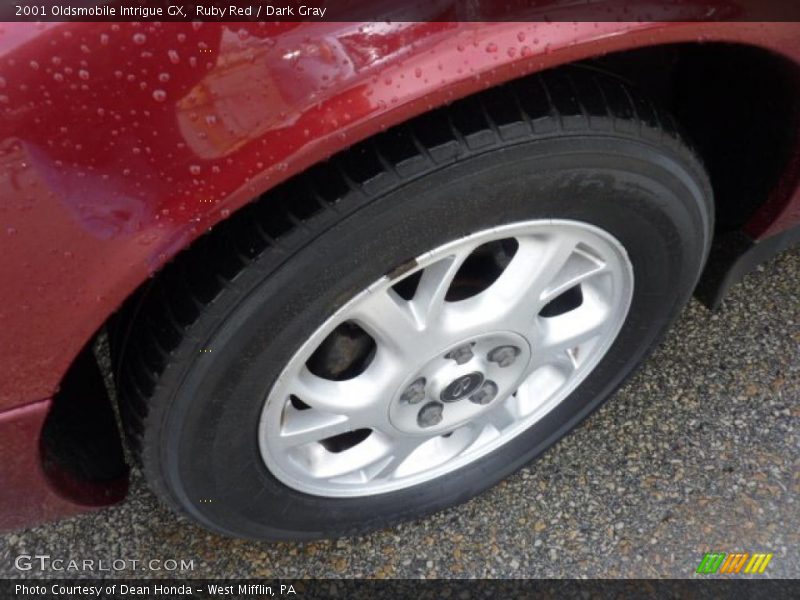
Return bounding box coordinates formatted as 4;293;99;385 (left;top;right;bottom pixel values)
417;402;444;428
469;380;499;405
488;345;520;368
400;377;427;405
445;343;474;365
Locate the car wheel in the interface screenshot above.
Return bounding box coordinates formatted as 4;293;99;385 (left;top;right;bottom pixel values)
118;69;712;540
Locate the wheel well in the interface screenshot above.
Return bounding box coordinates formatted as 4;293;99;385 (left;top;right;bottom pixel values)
39;337;129;505
44;41;799;495
584;42;799;233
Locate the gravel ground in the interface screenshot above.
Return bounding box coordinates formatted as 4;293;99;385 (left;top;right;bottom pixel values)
1;247;798;580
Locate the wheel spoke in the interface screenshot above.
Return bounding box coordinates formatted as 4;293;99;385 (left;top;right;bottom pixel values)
278;409;352;447
541;318;605;356
513;365;571;419
292;361;397;421
408;248;474;328
534;298;609;367
298;433;393;480
540;258;607;304
366;436;423;480
349;289;420;357
480;397;520;432
509;234;578;301
459;396;520;452
467;234;580;331
451;419;501;456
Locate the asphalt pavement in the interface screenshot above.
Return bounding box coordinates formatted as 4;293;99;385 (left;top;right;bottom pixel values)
2;247;798;579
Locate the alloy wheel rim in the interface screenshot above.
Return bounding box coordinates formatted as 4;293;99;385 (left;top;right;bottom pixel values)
258;219;634;497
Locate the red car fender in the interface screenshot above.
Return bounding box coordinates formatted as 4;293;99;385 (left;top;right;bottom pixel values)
2;20;799;410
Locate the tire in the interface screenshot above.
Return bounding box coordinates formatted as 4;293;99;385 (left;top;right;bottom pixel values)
118;68;713;541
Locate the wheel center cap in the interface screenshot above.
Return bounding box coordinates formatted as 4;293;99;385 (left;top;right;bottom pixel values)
388;331;532;435
440;372;484;402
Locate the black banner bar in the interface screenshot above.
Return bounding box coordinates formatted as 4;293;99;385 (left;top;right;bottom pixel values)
3;579;800;600
2;0;800;23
